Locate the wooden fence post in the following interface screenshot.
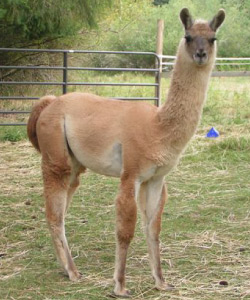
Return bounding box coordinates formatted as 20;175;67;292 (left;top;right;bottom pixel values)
155;19;164;106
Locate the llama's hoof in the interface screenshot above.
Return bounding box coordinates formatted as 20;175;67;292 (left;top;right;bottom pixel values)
69;271;82;282
109;290;131;298
156;282;175;291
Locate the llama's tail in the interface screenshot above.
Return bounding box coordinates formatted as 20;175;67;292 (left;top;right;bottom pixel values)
27;95;57;152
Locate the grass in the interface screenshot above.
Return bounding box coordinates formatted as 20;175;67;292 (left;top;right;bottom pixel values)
0;76;250;299
0;127;27;142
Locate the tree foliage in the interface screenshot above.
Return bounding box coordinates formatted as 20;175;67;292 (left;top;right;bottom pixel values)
97;0;249;67
0;0;112;47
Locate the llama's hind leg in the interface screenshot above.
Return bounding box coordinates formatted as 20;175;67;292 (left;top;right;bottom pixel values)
43;164;81;281
139;178;173;290
66;162;86;215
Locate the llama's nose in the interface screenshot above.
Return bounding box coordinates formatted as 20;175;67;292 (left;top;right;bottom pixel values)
196;49;207;59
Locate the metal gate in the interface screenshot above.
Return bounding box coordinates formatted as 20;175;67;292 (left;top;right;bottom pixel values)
0;48;161;126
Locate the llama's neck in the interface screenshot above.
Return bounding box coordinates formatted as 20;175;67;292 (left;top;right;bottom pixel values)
158;40;215;150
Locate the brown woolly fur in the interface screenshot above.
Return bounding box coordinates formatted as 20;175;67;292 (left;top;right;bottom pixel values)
27;95;57;152
27;8;225;298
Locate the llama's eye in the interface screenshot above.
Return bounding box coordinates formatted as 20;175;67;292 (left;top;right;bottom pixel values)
209;37;217;44
185;35;193;43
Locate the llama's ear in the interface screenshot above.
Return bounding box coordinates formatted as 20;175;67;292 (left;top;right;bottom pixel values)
180;8;193;30
209;9;226;32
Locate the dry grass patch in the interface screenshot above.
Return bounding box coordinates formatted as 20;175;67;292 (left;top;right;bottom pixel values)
0;120;249;299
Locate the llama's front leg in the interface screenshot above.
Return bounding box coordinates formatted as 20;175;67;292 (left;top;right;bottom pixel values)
139;178;173;290
113;176;137;297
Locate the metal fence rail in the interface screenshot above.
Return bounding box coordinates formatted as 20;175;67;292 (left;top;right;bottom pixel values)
0;48;161;126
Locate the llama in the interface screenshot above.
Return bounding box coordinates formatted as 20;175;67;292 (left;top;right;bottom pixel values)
27;8;225;297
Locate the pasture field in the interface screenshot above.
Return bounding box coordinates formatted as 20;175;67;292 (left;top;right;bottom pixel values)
0;76;250;299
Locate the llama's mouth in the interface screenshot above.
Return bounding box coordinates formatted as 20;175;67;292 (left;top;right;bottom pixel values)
193;55;208;66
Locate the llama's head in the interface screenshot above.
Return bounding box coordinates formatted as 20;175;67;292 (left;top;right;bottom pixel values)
180;8;225;66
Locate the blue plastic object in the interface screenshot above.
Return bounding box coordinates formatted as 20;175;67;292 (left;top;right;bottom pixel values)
206;127;219;138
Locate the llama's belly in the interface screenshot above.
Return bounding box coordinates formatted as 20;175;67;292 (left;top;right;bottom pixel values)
69;139;123;177
65;115;123;177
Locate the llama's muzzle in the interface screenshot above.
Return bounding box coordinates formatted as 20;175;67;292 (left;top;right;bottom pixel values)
193;49;208;65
